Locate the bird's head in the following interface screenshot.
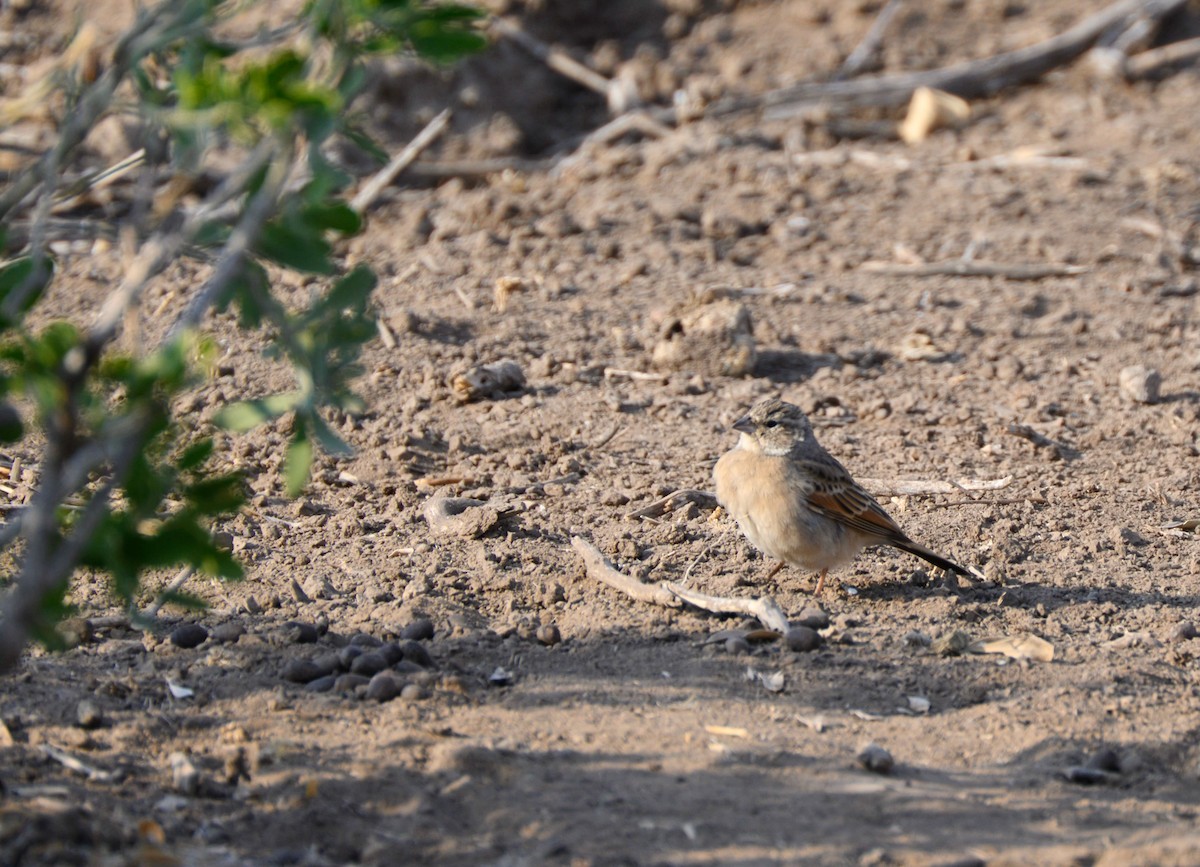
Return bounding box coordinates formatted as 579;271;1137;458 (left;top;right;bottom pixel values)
731;396;814;456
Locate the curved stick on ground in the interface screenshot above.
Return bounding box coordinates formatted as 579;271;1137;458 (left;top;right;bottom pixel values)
662;582;791;634
571;537;680;607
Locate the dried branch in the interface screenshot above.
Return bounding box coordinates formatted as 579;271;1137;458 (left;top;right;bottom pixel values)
571;536;680;607
765;0;1188;119
662;582;791;633
350;108;451;214
859;259;1087;280
835;0;904;80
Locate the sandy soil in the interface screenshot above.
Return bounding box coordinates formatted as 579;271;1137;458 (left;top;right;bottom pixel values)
3;0;1200;864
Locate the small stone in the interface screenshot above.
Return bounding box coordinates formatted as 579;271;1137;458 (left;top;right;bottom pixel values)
283;622;320;644
282;659;330;684
724;636;751;655
399;640;432;668
350;633;383;648
350;651;389;677
400;618;435;641
903;631;932;648
338;645;364;669
169;623;209;649
1170;621;1198;642
932;630;971;657
400;683;427;701
535;624;562;646
211;622;245;644
170;752;200;795
57;617;94;648
333;673;371;693
1111;526;1148;547
76;700;103;729
1119;365;1161;404
212;531;235;552
794;607;830;630
785;626;821;652
379;643;405;665
1085;748;1121;773
289;579;311;603
857;743;895;775
305;675;336;693
366;672;401;702
1064;766;1115;785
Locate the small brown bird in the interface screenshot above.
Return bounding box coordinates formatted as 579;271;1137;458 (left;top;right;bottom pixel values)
714;396;969;594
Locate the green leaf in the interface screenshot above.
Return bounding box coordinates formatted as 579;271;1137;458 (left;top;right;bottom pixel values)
183;473;245;514
0;402;22;442
284;424;314;496
324;264;375;311
254;221;335;274
0;255;54;316
300;200;361;235
176;438;214;471
309;413;352;456
214;391;302;431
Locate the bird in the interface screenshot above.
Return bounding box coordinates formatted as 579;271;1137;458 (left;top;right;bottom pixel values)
713;396;969;594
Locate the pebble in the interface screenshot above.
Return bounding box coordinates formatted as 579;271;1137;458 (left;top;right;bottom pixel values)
289;579;311;603
1085;747;1121;772
76;700;103;729
338;645;365;669
283;622;320;644
785;626;821;652
933;630;971;657
399;640;433;668
536;624;562;646
58;617;94;647
1170;621;1198;642
1063;766;1115;785
400;618;435;641
170;752;200;795
333;673;370;693
903;631;932;648
350;651;389;677
350;632;383;648
724;636;751;655
170;623;210;649
1118;365;1161;404
401;683;427;701
281;659;329;684
211;622;245;644
305;675;336;693
857;743;895;775
794;608;830;630
379;642;405;665
366;672;402;702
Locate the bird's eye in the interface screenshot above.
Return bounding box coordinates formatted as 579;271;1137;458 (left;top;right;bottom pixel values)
763;420;779;428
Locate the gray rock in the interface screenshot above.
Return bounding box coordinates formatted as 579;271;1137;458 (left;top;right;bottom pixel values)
169;623;209;649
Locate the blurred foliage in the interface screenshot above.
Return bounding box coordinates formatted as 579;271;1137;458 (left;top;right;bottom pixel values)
0;0;484;656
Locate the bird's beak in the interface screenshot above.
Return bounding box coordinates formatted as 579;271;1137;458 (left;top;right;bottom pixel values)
731;414;754;434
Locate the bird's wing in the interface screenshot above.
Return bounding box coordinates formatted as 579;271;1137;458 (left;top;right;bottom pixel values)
796;457;908;544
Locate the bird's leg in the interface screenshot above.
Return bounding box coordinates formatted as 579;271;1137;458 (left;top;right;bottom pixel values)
765;561;785;580
813;569;828;595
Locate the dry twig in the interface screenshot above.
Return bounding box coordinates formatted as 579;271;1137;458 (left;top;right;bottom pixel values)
571;536;680;607
856;475;1014;496
835;0;904;80
859;259;1087;280
351;108;451;213
626;489;719;521
662;582;790;633
765;0;1188;119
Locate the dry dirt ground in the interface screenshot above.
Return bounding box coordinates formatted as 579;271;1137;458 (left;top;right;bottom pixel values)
4;0;1200;864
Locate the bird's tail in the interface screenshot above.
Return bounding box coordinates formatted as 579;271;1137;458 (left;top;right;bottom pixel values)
894;538;970;576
